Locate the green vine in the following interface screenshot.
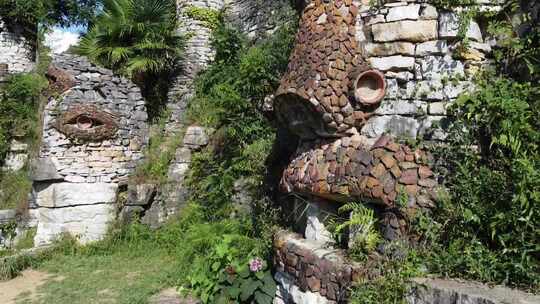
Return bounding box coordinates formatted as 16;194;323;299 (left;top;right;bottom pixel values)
184;6;221;29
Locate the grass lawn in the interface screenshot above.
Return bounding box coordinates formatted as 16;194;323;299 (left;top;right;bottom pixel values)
15;247;179;304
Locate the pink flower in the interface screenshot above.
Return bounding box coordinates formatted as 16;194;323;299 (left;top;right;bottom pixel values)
249;257;263;272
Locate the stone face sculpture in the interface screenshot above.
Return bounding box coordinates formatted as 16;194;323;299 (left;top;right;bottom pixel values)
276;0;439;241
272;1;499;303
30;54;148;246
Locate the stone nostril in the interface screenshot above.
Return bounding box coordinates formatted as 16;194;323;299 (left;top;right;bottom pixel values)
354;69;386;106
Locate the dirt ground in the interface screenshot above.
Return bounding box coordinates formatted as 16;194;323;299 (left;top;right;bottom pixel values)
0;270;51;304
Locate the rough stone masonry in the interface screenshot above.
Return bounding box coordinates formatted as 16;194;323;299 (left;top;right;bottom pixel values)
272;0;502;303
30;53;148;246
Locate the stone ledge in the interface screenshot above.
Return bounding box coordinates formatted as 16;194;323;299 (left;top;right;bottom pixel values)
408;278;540;304
273;230;362;303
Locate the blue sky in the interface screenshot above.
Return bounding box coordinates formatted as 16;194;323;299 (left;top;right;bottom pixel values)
45;26;84;53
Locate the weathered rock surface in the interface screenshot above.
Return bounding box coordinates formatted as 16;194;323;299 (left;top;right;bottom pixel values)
372;20;438;43
34;203;116;246
33;183;118;208
0;17;35;76
407;278;540;304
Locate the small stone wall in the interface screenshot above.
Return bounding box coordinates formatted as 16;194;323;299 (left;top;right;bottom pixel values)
0;18;35;77
408;278;540;304
167;0;226;129
357;0;501;141
225;0;293;40
31;54;148;246
273;231;361;304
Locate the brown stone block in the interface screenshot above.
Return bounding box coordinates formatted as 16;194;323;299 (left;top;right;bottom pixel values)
405;185;418;196
370;163;386;178
386;142;400;152
400;162;418;170
419;178;437;188
394;150;405;162
353;149;372;165
405;154;415;162
381;153;397;169
372;186;384;198
307;276;321;292
419;166;433;179
366;177;380;188
390;165;402;178
372;135;390;149
372;148;385;159
383;176;395;194
400;169;418;185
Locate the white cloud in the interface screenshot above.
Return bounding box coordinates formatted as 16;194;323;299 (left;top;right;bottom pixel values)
44;28;80;54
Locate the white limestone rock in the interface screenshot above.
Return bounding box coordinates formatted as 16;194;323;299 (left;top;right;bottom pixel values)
364;42;415;56
375;99;424;115
420;55;465;80
428;102;448;115
416;40;449;56
420;5;438;20
369;55;415;71
34;182;118;208
34;203;116;246
183;126;210;149
305;204;334;244
386;4;420;22
274;272;329;304
3;153;27;171
371;20;438;43
361;115;420;139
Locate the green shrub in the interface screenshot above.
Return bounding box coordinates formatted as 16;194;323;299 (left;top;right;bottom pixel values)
0;170;33;210
0;73;47;160
425;74;540;290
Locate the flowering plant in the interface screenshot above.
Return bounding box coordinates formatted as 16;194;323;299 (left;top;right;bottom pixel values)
249;257;264;272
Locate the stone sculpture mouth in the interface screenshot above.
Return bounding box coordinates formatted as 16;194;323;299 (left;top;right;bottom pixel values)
274;93;337;140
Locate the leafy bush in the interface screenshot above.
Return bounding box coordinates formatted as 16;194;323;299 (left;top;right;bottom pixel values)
186;19;297;218
425;74;540;290
0;170;32;210
0;73;47;161
350;248;424;304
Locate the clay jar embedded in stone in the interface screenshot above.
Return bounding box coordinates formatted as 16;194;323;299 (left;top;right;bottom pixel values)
354;70;386;106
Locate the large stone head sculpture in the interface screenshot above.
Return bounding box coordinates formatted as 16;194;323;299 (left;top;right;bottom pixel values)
276;0;492;241
31;54;148;246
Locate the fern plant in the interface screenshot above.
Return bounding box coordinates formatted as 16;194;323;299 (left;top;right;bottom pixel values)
333;202;381;258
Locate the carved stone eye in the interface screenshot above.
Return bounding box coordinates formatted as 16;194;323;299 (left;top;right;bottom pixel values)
76;115;95;129
55;105;118;141
354;70;386;106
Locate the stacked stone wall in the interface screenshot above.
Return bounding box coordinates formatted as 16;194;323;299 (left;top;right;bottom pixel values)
357;0;502;141
273;231;361;304
225;0;293;40
0;18;35;78
38;54;148;184
31;54;148;246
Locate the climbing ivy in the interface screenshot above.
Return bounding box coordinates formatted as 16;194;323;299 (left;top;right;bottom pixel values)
184;6;221;29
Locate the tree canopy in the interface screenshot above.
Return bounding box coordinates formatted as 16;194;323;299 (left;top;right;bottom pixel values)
0;0;101;28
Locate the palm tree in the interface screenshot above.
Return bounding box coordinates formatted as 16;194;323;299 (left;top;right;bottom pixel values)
77;0;184;117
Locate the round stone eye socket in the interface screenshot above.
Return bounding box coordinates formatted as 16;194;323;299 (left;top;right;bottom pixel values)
354;70;386;106
76;115;94;129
